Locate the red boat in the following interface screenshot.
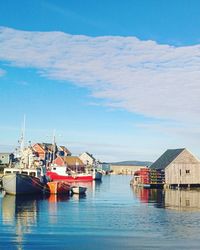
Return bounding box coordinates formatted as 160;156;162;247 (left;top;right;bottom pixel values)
47;165;93;182
47;181;71;194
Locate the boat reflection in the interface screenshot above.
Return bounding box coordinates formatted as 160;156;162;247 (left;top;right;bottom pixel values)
48;194;70;203
2;194;44;225
70;181;93;191
1;194;47;250
71;193;86;201
132;187;200;211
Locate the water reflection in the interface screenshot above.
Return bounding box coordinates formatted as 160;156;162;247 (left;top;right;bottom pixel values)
165;189;200;211
48;194;70;203
132;187;200;211
2;194;42;225
1;194;46;250
71;193;87;201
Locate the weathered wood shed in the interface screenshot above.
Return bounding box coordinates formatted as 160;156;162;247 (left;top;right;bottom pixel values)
150;148;200;187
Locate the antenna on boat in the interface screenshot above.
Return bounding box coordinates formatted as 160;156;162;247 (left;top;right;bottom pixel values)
17;114;26;168
52;129;56;163
20;114;26;152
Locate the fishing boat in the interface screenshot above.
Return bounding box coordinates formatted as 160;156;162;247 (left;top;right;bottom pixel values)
2;167;48;195
92;169;102;181
47;181;71;194
1;116;49;195
71;185;87;195
47;165;93;182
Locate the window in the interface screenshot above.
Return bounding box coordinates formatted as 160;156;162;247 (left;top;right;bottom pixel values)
186;200;190;206
22;171;28;175
30;172;36;177
186;170;190;174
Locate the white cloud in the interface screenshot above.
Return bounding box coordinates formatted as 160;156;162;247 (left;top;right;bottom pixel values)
1;26;200;123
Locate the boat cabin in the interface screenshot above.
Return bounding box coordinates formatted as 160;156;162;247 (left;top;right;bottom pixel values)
50;165;71;176
3;167;45;179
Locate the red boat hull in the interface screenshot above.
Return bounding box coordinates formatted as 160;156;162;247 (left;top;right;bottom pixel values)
47;181;71;194
47;171;93;182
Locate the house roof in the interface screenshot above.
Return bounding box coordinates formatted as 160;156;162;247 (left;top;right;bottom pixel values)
42;143;55;152
62;156;84;166
58;146;71;154
33;143;71;154
82;152;96;160
150;148;185;170
33;143;57;152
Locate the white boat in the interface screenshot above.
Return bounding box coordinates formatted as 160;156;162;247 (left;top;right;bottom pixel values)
2;167;47;195
71;186;87;195
1;116;49;195
92;169;103;181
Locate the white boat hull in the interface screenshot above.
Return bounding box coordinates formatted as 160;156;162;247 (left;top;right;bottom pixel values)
2;173;44;195
71;186;87;194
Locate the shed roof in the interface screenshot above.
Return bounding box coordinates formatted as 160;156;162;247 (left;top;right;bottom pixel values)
62;156;84;166
150;148;185;170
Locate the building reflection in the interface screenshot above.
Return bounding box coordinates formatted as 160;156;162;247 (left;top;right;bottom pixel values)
1;194;44;250
165;189;200;211
132;187;200;211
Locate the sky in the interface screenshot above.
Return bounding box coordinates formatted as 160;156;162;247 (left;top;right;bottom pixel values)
1;0;200;162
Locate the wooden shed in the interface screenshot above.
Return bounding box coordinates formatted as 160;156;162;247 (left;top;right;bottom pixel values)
150;148;200;188
53;156;85;172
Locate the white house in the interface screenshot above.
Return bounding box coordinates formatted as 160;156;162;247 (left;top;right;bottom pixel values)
79;152;96;166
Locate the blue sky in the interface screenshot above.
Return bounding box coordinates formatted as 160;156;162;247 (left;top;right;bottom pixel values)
1;0;200;162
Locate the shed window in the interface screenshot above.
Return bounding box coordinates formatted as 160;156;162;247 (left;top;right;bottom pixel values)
186;170;190;174
186;199;190;206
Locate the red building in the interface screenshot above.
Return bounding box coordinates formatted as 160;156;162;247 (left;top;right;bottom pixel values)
32;143;72;165
53;156;85;172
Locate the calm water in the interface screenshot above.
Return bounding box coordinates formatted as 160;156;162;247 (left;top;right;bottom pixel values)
1;175;200;249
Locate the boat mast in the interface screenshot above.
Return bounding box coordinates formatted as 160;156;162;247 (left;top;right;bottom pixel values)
52;129;56;163
20;114;26;154
19;114;26;168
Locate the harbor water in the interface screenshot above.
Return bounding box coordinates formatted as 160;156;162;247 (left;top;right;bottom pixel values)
1;175;200;249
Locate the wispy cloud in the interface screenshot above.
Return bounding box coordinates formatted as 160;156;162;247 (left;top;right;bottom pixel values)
1;26;200;124
60;140;148;162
